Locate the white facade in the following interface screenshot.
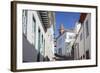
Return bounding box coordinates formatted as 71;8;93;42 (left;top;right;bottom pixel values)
45;26;55;61
84;13;91;59
56;31;75;56
44;12;55;61
22;10;55;62
74;22;85;60
74;13;91;60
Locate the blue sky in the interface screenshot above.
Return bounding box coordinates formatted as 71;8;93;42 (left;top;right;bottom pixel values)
55;12;80;37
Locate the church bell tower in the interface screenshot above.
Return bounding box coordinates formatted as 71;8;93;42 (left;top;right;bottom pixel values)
59;24;65;35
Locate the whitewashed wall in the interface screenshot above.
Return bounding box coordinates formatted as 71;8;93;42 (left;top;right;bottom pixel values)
23;10;46;62
45;24;55;61
78;25;85;58
74;13;91;59
56;32;75;56
84;14;91;58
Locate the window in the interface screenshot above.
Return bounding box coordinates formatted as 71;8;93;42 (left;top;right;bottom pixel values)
33;15;36;33
86;50;90;59
41;34;44;55
80;56;82;59
86;20;89;38
42;34;43;49
32;14;36;45
42;35;43;44
83;54;85;59
37;29;41;62
32;14;36;33
58;48;62;55
80;33;82;41
22;10;27;37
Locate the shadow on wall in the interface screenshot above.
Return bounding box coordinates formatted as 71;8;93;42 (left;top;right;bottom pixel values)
23;34;43;62
23;34;50;62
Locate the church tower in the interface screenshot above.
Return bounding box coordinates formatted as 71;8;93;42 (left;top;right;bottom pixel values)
59;24;65;35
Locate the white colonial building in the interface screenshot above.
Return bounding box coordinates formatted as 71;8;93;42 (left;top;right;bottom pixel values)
22;10;55;62
55;24;75;57
73;13;91;60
